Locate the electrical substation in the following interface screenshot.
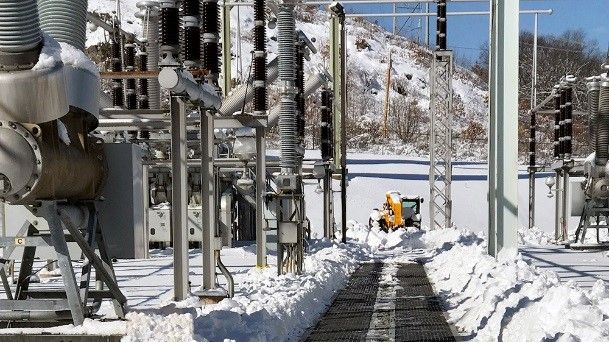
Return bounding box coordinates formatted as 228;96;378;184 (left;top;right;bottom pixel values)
0;0;605;340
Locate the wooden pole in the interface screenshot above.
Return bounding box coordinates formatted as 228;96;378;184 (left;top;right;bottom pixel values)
383;50;393;138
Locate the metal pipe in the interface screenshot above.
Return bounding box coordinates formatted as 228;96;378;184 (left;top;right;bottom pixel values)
219;57;279;116
554;171;562;241
201;110;218;291
216;251;234;297
158;68;222;109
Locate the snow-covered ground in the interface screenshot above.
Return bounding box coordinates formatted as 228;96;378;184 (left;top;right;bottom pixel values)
3;151;609;341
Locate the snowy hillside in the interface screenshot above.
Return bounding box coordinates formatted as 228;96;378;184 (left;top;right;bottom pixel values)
87;1;488;158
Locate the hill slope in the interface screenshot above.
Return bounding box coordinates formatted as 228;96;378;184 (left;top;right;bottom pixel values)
87;2;489;159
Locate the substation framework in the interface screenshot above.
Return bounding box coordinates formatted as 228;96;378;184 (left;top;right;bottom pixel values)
0;0;348;326
0;0;555;329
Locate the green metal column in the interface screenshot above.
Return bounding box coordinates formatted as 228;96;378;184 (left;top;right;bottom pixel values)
488;0;519;257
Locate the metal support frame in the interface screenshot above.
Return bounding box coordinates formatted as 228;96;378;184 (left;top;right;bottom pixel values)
488;0;519;257
429;50;453;230
255;127;267;268
275;192;305;275
330;5;348;243
0;202;125;325
323;163;336;239
170;96;190;301
200;109;222;295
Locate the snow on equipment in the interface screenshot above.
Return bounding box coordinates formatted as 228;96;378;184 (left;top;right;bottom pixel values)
369;191;423;231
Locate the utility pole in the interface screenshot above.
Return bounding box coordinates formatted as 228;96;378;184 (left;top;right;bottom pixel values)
528;13;538;229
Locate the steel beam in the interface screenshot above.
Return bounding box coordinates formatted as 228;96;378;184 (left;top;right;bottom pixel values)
488;0;519;256
170;96;190;300
255;127;267;268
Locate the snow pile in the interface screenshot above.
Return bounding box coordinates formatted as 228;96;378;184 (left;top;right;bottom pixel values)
518;226;553;246
424;228;609;341
59;42;100;75
123;239;369;341
33;33;62;71
124;312;194;342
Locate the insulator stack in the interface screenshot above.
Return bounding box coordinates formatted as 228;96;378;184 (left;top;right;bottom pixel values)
138;51;150;109
202;0;220;86
277;4;297;173
125;43;137;110
436;0;447;51
182;0;200;67
529;109;536;167
598;78;609;165
588;78;600;148
160;0;180;65
111;35;124;108
564;87;573;159
296;42;306;145
559;89;566;159
553;92;561;159
136;2;161;109
252;0;267;114
320;88;334;162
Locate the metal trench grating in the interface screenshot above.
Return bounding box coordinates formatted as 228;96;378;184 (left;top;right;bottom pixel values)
306;262;455;342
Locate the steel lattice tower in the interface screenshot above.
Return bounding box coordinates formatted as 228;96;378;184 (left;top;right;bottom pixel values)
429;50;453;229
428;0;452;229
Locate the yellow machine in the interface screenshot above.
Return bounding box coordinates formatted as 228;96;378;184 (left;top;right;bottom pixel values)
369;191;423;231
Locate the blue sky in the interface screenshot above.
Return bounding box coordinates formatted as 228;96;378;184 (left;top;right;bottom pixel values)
348;0;609;63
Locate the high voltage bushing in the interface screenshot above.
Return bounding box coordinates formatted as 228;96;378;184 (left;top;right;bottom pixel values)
296;41;306;148
564;86;573;160
111;36;124;108
202;0;220;86
277;3;297;173
182;0;200;67
136;1;161;109
553;88;561;160
320;87;333;162
159;0;180;66
125;42;137;110
253;0;267;114
38;0;88;52
587;77;601;147
598;76;609;166
436;0;447;51
0;0;42;69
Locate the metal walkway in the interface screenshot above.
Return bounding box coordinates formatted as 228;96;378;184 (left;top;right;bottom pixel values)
306;262;455;342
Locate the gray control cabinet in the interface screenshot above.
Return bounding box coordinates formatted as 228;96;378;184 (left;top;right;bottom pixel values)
98;143;146;259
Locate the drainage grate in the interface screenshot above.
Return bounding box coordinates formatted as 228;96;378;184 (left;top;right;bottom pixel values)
306;262;455;342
